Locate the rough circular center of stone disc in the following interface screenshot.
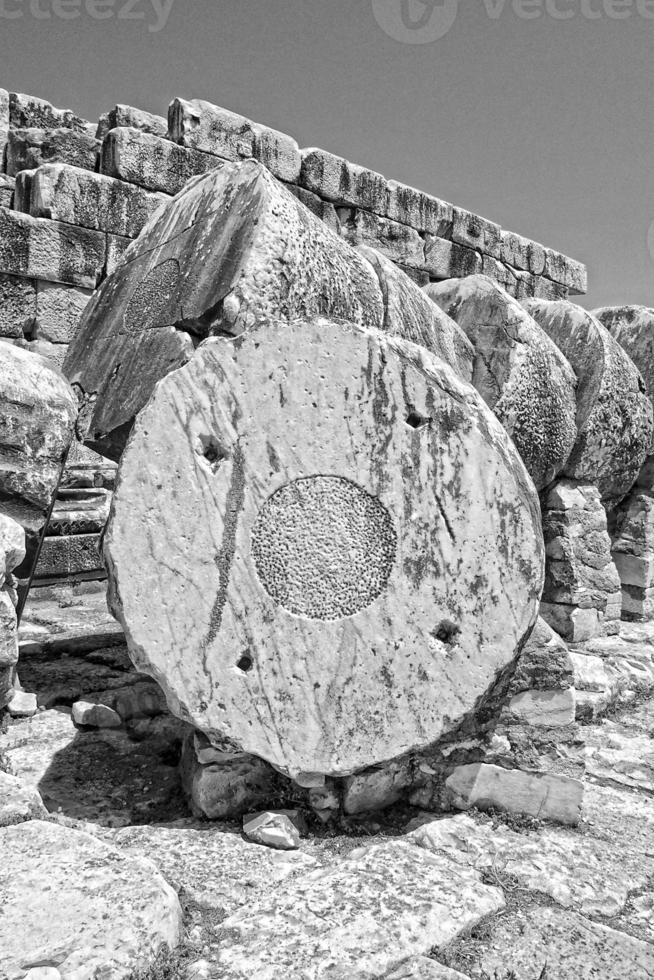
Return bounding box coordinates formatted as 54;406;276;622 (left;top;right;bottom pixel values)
123;258;181;333
251;475;397;620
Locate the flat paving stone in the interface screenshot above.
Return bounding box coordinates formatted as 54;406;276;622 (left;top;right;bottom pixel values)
473;905;654;980
214;839;504;979
102;823;319;912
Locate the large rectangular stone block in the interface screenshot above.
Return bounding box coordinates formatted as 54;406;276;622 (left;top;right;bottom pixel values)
8;93;93;134
96;104;167;141
169;98;301;183
621;584;654;621
6;129;99;177
385;180;453;237
0;273;36;338
452;207;502;259
423;236;483;279
0;89;8;170
34;281;93;344
531;274;569;301
23;164;168;239
544;248;587;294
35;533;104;579
300;147;388;212
100;127;221;195
612;552;654;590
500;230;531;271
0;207;105;289
338;207;424;268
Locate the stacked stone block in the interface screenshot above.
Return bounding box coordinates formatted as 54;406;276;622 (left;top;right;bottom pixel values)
611;487;654;621
540;481;622;642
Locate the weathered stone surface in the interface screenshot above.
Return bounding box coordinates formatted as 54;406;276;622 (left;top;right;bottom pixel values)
169;97;301;183
507;616;574;693
500;229;531;271
359;246;474;380
505;688;576;728
0;174;14;208
23;163;168;238
180;734;277;819
100;127;222;195
585;719;654;793
0;590;19;706
72;699;122;728
105;317;543;779
342;757;413;815
6;128;99;177
444;763;583;824
215;840;504;978
426;275;578;488
452;207;501;259
476;906;653;979
243;811;301;850
0;88;8;168
595;305;654;405
543;248;588;294
0;771;47;826
339;207;425;268
423;236;483;279
0;820;182;979
0;272;36;338
8;92;93;134
524;299;653;508
301;147;388;212
0;342;76;511
104;822;318;911
541;480;622;640
385;180;453;237
97;104;167;140
386;961;470;980
409;813;648;917
34;533;103;579
0;207;105;289
6;689;38;717
33;281;92;344
286;185;340;234
64;160;387;460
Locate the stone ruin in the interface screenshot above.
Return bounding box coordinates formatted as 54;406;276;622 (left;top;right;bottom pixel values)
1;88;654;850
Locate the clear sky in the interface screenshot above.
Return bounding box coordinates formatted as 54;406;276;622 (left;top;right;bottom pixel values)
1;0;653;309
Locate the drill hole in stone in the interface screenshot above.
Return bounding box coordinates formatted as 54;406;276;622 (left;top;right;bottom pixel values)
236;654;253;673
433;620;460;646
406;412;432;431
198;435;229;473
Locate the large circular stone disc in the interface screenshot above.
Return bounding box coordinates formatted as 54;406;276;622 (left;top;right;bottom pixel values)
105;318;544;778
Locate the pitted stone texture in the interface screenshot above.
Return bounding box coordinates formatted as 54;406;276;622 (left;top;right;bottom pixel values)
252;476;396;619
0;273;36;339
215;840;504;979
594;305;654;405
0;820;182;980
359;246;474;382
0;771;47;826
64;160;385;461
611;489;654;620
105;318;543;779
428;276;578;488
524;299;653;508
97;104;167;140
8;92;93;133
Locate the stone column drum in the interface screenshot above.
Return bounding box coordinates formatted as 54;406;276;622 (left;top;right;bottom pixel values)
104;318;545;781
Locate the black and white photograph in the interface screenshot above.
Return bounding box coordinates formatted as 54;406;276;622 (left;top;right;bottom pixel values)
0;2;653;977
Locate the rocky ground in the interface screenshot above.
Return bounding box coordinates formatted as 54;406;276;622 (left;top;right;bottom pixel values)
1;587;653;980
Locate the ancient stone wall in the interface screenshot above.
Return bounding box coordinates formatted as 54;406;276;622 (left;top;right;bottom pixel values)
0;86;588;588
